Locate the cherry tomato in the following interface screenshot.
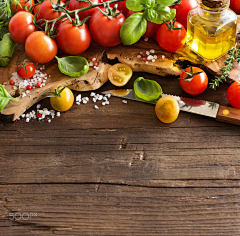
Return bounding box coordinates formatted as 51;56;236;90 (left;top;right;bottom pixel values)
89;8;126;47
179;67;208;95
230;0;240;13
25;31;58;64
171;0;197;30
116;0;128;17
56;19;91;55
9;11;37;45
157;20;187;52
37;0;65;23
33;3;42;15
50;87;74;112
155;96;180;123
17;60;35;79
227;82;240;108
11;0;34;12
108;63;133;86
127;10;160;38
69;0;100;20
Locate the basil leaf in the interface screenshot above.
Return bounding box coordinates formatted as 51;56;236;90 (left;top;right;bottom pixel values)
0;33;16;67
126;0;155;11
133;77;162;102
145;5;176;24
155;0;178;6
55;56;89;77
0;84;18;112
120;13;147;45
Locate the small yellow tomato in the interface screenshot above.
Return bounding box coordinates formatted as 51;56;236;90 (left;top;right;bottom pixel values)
108;63;133;86
50;86;74;112
155;96;180;123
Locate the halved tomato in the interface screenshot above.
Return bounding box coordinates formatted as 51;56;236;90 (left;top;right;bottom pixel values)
108;63;133;86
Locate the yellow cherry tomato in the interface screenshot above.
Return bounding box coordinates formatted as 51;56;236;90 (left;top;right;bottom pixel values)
155;96;180;123
108;63;133;86
50;86;74;112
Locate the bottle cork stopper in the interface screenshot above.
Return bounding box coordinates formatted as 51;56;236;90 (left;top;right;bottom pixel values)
202;0;226;8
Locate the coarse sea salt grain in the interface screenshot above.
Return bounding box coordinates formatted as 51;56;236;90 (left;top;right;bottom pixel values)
122;100;127;104
94;105;99;109
150;49;155;53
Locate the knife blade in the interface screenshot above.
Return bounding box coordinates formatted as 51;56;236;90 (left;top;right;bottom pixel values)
101;89;240;126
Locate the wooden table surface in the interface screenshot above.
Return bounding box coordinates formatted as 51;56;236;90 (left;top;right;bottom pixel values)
1;71;240;235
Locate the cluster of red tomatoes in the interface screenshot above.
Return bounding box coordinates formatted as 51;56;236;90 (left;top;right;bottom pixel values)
9;0;129;64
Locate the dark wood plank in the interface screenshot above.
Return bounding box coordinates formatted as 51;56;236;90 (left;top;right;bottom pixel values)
1;126;240;186
1;184;240;235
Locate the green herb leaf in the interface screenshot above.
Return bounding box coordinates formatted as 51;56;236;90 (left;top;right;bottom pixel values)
0;33;16;67
155;0;179;6
133;77;162;103
145;4;176;24
55;56;89;77
0;84;18;112
126;0;155;11
120;12;147;45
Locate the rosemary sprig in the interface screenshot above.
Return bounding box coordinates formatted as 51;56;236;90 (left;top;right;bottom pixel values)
209;31;240;90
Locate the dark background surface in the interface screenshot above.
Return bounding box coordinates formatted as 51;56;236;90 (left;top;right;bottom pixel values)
1;72;240;235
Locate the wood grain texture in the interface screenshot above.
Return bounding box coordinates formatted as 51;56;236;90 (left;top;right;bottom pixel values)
217;105;240;125
1;184;240;236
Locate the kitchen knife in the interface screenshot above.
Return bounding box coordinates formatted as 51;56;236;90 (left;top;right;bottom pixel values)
102;89;240;126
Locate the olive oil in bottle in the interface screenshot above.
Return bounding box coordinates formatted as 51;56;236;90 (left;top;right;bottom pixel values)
186;0;237;61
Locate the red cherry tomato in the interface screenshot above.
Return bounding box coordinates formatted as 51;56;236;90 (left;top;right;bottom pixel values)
33;3;42;15
179;67;208;95
11;0;34;12
9;11;37;45
36;81;42;87
127;10;160;38
17;60;35;79
56;19;91;55
25;31;58;64
116;0;128;17
230;0;240;13
89;9;125;47
227;82;240;108
171;0;197;30
156;20;187;51
69;0;101;20
37;0;65;23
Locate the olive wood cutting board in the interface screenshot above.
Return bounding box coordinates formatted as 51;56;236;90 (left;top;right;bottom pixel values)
1;16;240;121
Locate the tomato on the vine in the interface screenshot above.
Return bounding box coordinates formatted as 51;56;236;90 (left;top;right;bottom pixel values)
25;31;58;64
179;67;208;95
171;0;197;30
49;87;74;112
9;11;37;45
155;96;180;123
56;19;91;55
89;8;126;47
37;0;65;23
227;82;240;109
156;20;187;52
11;0;34;12
69;0;101;20
17;60;35;79
127;10;160;38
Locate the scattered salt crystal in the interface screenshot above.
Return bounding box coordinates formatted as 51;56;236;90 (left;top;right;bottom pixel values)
82;100;87;104
95;67;99;70
76;102;81;105
90;92;96;96
144;38;149;41
105;101;109;105
122;100;127;104
48;119;51;123
137;55;141;58
13;86;17;90
150;49;155;53
98;95;103;100
21;114;26;118
102;102;105;105
162;55;165;59
89;62;93;67
153;55;157;59
94;105;99;109
26;118;30;122
152;59;155;62
146;51;150;55
92;58;96;61
145;61;149;64
56;112;61;117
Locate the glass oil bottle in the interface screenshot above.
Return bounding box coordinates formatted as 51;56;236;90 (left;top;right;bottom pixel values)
186;0;237;61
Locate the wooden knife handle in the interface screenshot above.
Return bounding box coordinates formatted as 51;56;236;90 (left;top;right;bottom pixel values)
216;105;240;125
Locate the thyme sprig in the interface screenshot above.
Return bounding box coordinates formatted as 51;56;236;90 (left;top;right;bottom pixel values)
209;30;240;90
